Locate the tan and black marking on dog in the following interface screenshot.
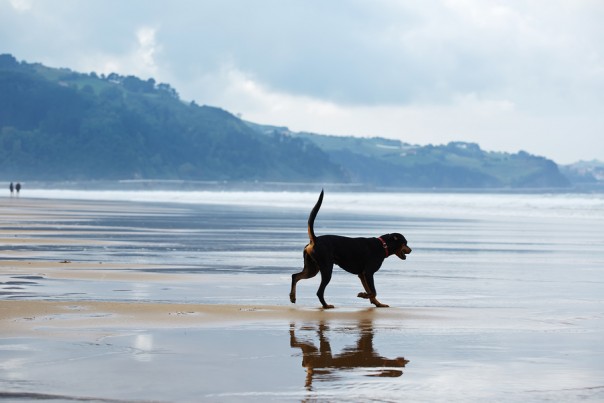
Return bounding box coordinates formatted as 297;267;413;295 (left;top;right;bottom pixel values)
290;190;412;309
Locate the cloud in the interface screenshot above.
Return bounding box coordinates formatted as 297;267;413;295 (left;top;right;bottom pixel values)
189;63;602;164
1;0;604;163
8;0;31;12
61;25;161;81
135;27;160;75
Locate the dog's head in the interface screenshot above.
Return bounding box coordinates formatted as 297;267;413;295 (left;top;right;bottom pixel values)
381;233;412;260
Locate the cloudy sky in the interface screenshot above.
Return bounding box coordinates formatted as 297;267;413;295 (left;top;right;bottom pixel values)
2;0;603;164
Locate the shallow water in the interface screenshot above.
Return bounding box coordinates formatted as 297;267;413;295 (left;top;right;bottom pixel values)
1;190;604;401
1;316;603;401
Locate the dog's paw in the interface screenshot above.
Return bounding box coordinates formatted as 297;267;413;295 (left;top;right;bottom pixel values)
322;304;335;309
289;293;296;303
375;303;390;308
357;292;370;299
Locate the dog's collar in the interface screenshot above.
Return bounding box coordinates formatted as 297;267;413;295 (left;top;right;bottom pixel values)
377;237;389;257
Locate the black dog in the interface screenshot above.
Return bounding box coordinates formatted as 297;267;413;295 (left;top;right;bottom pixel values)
290;190;411;309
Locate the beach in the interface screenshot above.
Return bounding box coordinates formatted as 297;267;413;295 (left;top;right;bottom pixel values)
1;192;604;401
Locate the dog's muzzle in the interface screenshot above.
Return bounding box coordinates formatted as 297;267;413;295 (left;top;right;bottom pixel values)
395;245;412;260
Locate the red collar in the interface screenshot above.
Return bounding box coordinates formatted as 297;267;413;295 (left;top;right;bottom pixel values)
377;237;389;257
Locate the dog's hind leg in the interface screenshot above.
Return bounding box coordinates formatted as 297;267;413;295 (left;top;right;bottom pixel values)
290;251;319;303
289;270;309;303
316;264;335;309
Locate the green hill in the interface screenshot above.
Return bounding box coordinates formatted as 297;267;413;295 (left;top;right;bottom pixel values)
248;123;570;188
0;54;344;182
1;54;571;188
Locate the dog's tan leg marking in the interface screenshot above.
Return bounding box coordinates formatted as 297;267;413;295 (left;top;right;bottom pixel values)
357;273;371;299
358;273;389;307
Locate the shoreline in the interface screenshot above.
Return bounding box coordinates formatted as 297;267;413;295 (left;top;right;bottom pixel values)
0;299;433;338
16;179;604;194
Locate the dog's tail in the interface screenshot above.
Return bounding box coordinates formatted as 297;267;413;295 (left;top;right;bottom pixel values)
307;189;324;246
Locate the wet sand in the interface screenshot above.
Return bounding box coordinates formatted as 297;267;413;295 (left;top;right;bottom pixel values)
1;195;604;401
0;298;432;337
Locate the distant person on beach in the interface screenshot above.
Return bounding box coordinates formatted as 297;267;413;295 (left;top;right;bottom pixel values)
9;182;14;196
15;182;21;195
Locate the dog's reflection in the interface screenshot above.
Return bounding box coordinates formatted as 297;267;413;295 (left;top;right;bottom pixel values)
289;320;409;389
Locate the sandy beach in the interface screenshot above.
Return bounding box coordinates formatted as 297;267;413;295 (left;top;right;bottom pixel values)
1;298;432;337
1;193;603;401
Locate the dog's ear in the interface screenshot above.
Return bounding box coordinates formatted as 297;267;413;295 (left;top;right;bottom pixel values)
393;233;408;245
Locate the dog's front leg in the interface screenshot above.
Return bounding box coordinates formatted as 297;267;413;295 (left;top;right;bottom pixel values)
357;273;372;299
361;272;389;308
370;297;389;308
